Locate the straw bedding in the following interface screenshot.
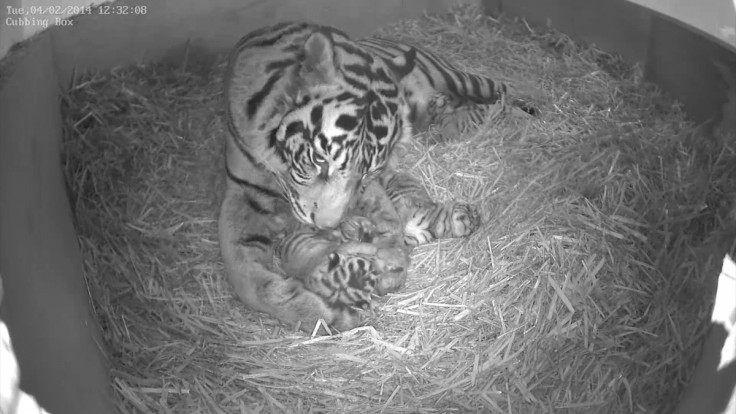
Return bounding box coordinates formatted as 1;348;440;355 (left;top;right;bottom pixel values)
60;6;736;413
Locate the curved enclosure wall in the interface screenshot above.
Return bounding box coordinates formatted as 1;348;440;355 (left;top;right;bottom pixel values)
1;0;735;413
484;0;736;133
0;1;457;413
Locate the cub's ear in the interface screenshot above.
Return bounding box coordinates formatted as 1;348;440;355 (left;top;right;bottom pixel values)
386;48;416;81
301;30;338;83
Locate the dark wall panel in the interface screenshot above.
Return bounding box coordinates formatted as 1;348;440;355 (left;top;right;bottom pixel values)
484;0;651;63
647;14;735;128
484;0;736;132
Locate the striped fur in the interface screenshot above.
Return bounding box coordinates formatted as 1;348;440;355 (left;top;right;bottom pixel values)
274;175;482;305
356;37;537;136
274;222;410;307
377;171;482;246
274;180;409;304
274;230;379;311
220;22;497;332
220;22;416;332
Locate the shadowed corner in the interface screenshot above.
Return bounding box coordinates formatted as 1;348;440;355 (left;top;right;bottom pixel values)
675;254;736;414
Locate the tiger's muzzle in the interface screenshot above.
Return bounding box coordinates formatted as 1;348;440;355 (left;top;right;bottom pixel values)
300;174;361;230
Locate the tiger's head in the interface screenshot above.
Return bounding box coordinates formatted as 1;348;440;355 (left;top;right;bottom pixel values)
274;29;415;229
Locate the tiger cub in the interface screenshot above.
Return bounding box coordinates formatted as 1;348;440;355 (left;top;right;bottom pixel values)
274;180;407;312
377;171;482;247
273;227;398;313
350;172;481;248
274;175;482;312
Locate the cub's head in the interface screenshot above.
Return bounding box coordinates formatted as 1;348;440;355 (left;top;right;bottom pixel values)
275;29;415;229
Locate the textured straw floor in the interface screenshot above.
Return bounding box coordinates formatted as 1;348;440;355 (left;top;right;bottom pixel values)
61;6;736;413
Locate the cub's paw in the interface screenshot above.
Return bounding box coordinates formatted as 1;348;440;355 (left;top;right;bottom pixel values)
427;92;458;118
370;213;404;244
325;304;363;333
337;215;402;246
279;282;364;334
338;216;377;243
372;247;410;295
304;250;378;310
448;203;482;238
336;242;408;296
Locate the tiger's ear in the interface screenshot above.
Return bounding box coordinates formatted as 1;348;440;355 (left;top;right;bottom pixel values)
302;31;338;83
387;48;416;81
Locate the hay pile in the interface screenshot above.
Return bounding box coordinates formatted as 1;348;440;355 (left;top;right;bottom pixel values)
61;6;736;413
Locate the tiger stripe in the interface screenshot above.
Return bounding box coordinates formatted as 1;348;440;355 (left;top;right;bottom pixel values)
377;171;482;246
220;21;519;332
356;36;536;133
220;22;416;332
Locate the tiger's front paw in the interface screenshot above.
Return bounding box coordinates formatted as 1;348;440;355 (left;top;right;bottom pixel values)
304;249;379;310
449;203;482;238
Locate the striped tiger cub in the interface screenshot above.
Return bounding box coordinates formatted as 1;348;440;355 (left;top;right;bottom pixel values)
274;177;481;311
350;174;481;248
274;179;409;311
377;171;481;246
221;21;518;332
273;227;405;313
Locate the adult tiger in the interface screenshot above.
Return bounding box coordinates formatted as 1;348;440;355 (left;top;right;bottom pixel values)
220;22;416;332
220;21;530;332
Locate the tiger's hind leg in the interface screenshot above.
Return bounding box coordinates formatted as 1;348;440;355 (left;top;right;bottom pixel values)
219;180;361;333
426;92;500;138
379;171;482;246
426;92;536;140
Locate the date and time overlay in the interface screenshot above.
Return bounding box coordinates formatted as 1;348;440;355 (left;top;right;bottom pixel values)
5;4;148;29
